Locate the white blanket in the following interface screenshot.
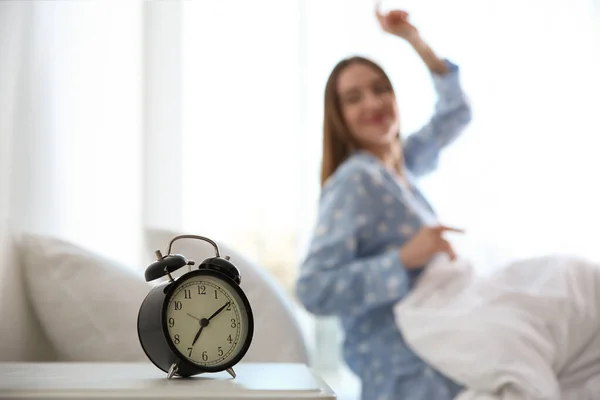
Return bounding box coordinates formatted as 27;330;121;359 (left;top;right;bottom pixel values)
393;254;600;400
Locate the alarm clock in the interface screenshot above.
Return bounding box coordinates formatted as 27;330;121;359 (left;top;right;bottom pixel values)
137;234;254;380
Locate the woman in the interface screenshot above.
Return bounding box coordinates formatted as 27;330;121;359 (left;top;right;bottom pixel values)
295;6;472;400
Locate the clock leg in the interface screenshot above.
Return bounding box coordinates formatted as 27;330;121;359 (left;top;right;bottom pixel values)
226;368;236;378
167;362;179;380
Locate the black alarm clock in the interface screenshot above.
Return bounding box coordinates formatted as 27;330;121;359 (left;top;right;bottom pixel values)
137;234;254;380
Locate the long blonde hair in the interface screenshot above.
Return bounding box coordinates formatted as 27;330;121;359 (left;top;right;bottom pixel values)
320;56;395;187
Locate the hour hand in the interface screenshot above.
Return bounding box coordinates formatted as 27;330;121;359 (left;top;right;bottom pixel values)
191;317;210;346
191;325;204;346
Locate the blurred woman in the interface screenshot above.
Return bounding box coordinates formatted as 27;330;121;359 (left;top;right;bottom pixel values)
295;5;472;400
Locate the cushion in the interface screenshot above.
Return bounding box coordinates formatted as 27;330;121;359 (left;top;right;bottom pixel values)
0;230;56;361
144;228;310;364
18;233;150;362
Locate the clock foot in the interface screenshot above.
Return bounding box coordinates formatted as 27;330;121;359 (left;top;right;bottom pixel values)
167;362;179;380
226;367;236;378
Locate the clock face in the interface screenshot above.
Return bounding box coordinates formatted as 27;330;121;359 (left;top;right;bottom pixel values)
164;272;252;369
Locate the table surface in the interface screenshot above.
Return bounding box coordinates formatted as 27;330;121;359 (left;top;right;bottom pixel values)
0;362;336;399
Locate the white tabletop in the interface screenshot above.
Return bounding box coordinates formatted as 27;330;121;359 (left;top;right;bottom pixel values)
0;362;336;399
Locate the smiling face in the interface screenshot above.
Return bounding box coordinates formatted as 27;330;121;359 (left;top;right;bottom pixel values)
336;61;399;152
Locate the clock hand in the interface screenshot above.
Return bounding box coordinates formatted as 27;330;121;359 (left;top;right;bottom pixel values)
208;301;231;321
187;313;201;321
191;318;209;346
191;325;203;346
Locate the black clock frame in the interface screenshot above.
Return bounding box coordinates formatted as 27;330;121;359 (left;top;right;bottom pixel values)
137;268;254;378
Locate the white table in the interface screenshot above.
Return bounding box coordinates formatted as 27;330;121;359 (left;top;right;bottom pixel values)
0;362;336;399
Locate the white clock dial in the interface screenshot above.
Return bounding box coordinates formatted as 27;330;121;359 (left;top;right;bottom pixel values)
165;274;250;367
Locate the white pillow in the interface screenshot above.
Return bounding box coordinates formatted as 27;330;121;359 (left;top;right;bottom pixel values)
0;230;56;361
18;234;151;362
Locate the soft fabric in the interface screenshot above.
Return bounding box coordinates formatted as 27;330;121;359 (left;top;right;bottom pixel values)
144;228;310;364
393;254;600;399
0;231;57;361
18;234;151;362
295;59;472;400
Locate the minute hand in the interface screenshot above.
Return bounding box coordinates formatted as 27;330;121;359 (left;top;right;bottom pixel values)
208;301;230;321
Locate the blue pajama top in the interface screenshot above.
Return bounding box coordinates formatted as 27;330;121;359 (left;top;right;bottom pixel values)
295;60;472;400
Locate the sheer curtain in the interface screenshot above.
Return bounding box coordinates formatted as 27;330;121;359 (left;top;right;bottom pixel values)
180;0;304;291
0;0;179;268
0;0;144;266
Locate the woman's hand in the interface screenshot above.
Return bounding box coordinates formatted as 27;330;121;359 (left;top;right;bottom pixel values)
399;225;464;269
375;2;419;42
375;1;449;75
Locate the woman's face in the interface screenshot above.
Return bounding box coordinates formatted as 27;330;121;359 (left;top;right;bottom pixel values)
337;62;399;150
